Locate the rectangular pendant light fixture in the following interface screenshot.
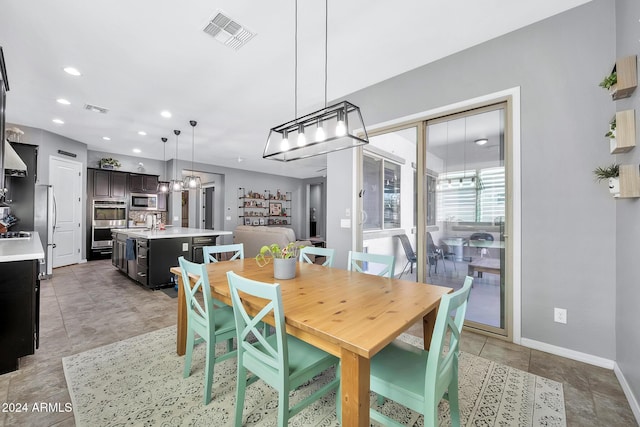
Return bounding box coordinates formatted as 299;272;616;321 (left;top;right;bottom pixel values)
264;101;368;162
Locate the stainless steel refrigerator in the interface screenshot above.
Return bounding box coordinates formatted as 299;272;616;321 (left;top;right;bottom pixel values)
34;184;53;279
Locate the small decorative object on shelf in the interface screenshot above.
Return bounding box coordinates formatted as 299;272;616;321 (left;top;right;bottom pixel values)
608;110;635;154
99;157;121;170
599;55;637;100
594;163;619;197
238;187;292;226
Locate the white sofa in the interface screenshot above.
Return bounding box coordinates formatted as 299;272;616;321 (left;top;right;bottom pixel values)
233;225;309;257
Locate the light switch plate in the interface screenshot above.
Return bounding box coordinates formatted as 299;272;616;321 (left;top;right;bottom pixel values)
182;243;189;252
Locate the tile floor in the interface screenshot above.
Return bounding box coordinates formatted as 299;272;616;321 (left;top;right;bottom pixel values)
0;259;637;426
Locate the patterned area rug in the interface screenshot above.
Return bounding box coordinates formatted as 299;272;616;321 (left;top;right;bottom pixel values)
62;326;566;426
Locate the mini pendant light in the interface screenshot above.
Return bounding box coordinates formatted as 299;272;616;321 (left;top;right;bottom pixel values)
157;137;169;193
183;120;202;189
170;129;184;192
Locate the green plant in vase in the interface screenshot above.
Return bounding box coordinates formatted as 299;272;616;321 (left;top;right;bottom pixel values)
604;118;616;139
255;242;302;266
598;71;617;92
99;157;121;169
594;163;620;197
593;163;619;181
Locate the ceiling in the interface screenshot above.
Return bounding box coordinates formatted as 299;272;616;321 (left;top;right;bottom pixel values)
0;0;590;179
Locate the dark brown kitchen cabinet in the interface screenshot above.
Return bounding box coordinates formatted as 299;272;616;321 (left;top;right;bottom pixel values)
93;169;127;198
129;174;159;194
0;259;39;374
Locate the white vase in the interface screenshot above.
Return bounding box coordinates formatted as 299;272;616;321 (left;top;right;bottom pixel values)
273;258;297;280
609;177;620;198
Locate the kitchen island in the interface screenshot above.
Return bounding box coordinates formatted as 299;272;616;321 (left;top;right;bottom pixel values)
111;227;232;289
0;231;44;373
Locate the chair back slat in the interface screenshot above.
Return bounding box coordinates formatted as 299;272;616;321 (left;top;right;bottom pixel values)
203;243;244;263
227;271;288;375
425;275;473;398
347;250;395;278
299;246;336;267
178;256;214;327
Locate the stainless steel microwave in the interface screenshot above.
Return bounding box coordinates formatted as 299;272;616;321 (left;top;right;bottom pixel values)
130;193;158;210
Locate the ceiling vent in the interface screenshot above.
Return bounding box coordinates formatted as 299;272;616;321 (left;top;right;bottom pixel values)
84;104;109;114
203;11;256;50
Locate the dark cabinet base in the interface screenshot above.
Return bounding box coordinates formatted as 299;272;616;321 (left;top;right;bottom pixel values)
0;260;38;374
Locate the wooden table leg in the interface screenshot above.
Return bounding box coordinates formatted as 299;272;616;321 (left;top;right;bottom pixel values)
423;306;439;351
176;275;186;356
340;348;370;427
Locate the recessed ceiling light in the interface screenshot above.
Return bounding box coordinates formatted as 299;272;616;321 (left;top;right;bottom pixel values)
56;98;71;105
474;138;488;146
52;118;64;124
160;110;172;118
133;148;141;154
102;136;111;141
138;131;147;136
63;67;81;76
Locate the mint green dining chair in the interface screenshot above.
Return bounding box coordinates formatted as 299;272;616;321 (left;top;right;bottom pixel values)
202;244;244;307
299;246;336;267
226;271;340;426
368;276;473;426
347;250;395;278
203;243;244;263
178;256;236;405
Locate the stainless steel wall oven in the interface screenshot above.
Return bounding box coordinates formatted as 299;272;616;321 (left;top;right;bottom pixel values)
92;200;127;251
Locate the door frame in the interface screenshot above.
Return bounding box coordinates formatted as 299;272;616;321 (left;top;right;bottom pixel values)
356;87;521;343
49;155;83;267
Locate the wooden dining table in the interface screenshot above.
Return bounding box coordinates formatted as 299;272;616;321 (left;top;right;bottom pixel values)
170;259;452;426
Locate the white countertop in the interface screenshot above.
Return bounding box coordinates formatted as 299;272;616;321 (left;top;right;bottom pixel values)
112;227;232;240
0;231;45;262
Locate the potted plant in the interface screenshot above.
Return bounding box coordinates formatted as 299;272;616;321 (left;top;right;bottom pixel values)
599;71;617;95
256;242;304;279
604;117;616;139
594;163;620;197
99;157;121;170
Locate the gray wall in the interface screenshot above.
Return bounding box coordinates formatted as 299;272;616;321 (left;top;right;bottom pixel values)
615;0;640;410
327;150;356;269
88;150;167;179
8;123;89;258
164;157;308;245
328;0;618;358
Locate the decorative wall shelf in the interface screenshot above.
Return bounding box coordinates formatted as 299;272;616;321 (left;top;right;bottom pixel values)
618;164;640;198
611;55;637;100
609;110;636;154
238;188;292;226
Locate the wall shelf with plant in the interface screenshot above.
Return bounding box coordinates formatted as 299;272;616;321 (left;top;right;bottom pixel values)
608;110;636;154
599;55;637;100
595;163;640;198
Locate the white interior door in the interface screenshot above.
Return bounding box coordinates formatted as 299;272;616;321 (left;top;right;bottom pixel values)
50;156;82;268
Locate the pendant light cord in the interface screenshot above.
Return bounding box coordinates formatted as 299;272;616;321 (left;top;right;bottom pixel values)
174;131;180;182
294;0;298;119
191;124;195;174
324;0;328;109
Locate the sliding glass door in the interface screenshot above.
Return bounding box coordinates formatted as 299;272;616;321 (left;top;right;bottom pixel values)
357;99;512;337
425;103;509;335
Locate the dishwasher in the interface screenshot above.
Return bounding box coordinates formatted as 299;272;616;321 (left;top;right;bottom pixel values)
191;236;217;263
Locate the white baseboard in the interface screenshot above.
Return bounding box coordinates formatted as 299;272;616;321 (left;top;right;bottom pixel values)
520;338;615;369
614;363;640;425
